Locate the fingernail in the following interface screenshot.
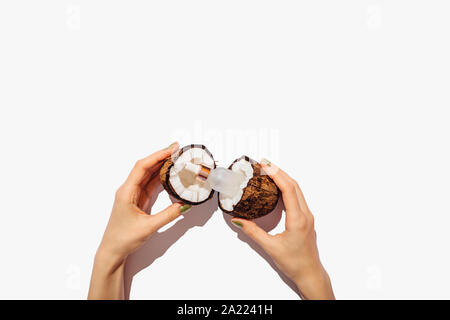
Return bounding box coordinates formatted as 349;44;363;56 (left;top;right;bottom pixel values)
179;204;192;214
166;142;177;151
231;220;243;228
261;158;271;167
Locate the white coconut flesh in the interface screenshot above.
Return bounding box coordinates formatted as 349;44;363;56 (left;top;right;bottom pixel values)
168;147;215;203
219;159;254;211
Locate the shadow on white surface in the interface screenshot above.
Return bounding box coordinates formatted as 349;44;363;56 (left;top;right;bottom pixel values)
222;199;301;297
124;185;218;299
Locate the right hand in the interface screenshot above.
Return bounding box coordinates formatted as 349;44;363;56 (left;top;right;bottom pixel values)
231;159;335;300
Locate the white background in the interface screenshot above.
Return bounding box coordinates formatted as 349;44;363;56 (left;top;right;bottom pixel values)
0;0;449;299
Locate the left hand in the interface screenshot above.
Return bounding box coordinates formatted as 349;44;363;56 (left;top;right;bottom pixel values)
89;142;191;299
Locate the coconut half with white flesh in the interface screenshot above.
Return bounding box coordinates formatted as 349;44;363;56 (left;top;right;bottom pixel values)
159;144;216;205
218;156;280;219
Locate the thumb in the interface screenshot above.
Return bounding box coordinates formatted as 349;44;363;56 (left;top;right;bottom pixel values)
149;202;185;230
231;218;273;251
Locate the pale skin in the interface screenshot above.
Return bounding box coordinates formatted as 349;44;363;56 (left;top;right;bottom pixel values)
88;142;335;300
231;159;335;300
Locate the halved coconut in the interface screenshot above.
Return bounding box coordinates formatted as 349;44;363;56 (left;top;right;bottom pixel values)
159;144;216;205
218;156;280;219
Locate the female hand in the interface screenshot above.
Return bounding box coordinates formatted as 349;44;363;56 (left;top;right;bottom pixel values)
230;159;335;300
88;142;191;299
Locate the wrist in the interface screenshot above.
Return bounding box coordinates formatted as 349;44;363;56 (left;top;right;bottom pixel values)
293;266;335;300
94;245;127;276
89;246;126;300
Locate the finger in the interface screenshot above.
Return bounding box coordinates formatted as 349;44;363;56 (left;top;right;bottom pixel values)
293;183;311;216
279;171;313;226
231;218;274;251
260;159;304;229
148;202;184;231
137;174;162;212
272;165;310;214
125;142;179;187
276;169;312;220
143;171;163;195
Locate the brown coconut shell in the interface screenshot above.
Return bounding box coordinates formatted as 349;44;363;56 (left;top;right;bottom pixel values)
218;156;280;219
159;144;216;206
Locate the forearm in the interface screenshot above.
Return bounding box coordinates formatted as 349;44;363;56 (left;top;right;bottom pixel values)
88;249;126;300
294;266;335;300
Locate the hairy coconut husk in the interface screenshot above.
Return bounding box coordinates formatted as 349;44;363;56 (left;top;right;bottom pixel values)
159;144;216;205
219;156;280;219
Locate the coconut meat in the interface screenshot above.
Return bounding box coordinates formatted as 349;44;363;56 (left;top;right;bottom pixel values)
219;159;253;211
168;147;215;203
